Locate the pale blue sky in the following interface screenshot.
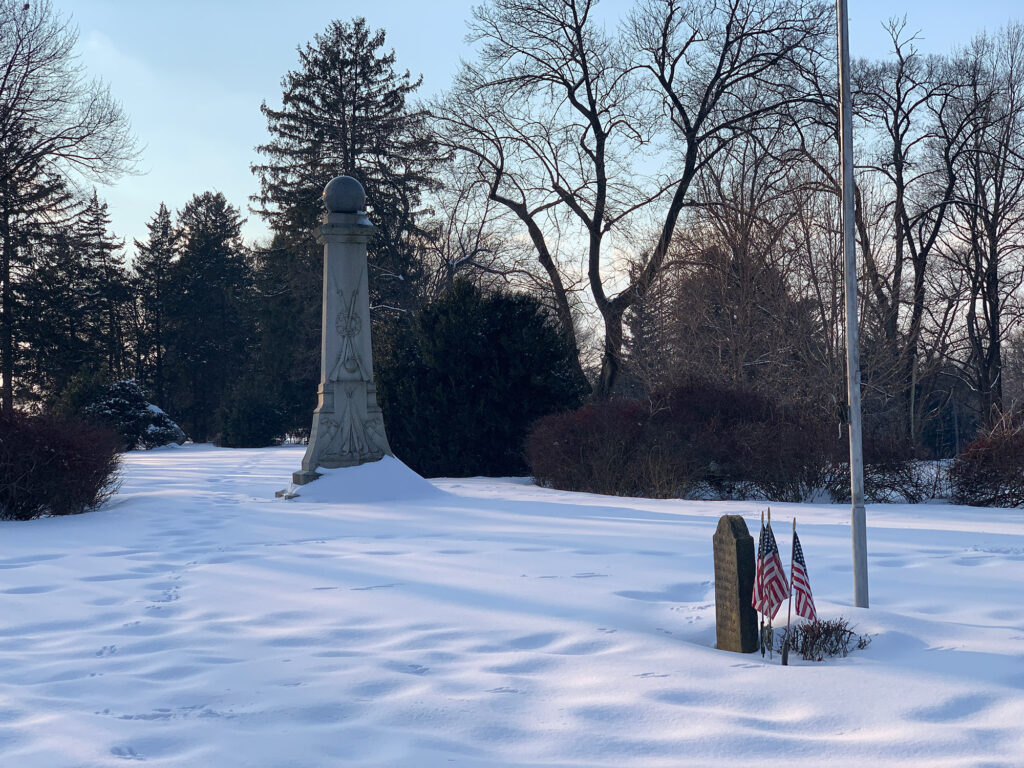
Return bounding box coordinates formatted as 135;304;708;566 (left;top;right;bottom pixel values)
61;0;1019;252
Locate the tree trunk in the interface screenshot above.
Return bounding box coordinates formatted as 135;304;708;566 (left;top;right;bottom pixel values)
1;210;14;414
595;306;624;398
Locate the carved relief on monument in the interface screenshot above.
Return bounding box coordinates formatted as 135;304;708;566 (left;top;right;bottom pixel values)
317;384;384;466
329;274;369;382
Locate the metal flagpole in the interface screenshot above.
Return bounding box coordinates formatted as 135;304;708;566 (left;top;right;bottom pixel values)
837;0;869;608
781;518;796;665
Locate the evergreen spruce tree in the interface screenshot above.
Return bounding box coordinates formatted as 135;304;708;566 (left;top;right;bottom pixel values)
376;281;588;477
78;191;130;379
17;228;92;401
250;17;438;434
17;191;135;405
249;233;311;435
132;203;177;405
1;127;77;406
164;192;251;442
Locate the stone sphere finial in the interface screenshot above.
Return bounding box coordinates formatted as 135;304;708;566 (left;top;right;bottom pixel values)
323;176;365;213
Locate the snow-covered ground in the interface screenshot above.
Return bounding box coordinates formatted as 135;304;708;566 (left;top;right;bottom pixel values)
2;445;1023;767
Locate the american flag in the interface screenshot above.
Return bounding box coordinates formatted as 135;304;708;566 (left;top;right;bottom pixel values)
753;520;789;620
790;530;817;621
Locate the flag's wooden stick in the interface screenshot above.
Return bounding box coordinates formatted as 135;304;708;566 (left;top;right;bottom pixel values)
782;518;796;666
758;509;766;658
766;507;773;658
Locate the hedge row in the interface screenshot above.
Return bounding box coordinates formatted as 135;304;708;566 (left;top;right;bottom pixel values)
526;378;843;503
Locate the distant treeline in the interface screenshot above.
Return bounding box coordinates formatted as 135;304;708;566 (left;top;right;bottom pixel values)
4;2;1024;487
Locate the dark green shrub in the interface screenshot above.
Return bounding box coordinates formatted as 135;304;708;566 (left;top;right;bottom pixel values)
0;412;121;521
81;380;186;450
376;281;588;477
54;374;186;450
216;378;286;448
950;413;1024;507
52;367;110;419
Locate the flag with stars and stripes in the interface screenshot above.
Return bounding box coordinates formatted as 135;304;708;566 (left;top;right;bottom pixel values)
790;530;817;621
753;520;789;620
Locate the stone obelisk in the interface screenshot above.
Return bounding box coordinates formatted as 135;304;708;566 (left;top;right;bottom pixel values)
292;176;392;485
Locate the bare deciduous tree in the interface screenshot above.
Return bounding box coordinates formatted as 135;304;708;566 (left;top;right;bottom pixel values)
938;24;1024;419
436;0;830;395
851;20;980;443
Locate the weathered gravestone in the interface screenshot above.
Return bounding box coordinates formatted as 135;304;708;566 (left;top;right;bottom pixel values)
291;176;392;486
713;515;757;653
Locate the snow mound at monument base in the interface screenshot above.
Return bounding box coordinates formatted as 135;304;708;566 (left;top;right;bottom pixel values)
288;454;444;503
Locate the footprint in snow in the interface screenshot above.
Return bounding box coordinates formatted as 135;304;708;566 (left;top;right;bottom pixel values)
0;554;64;568
381;662;430;676
110;746;143;760
2;585;56;595
509;632;559;650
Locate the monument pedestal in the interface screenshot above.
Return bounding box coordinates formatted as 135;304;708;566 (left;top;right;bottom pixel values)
287;176;392;491
291;470;322;486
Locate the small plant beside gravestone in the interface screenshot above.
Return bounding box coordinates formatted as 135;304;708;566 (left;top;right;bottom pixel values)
775;618;872;661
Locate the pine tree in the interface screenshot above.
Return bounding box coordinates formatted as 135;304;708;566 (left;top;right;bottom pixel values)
132;203;177;405
253;17;436;303
250;17;439;433
17;227;91;401
164;192;250;442
376;281;588;477
249;233;312;435
1;123;77;406
17;192;133;405
78;190;130;379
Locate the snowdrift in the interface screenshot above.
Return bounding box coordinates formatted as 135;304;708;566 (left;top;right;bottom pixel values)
0;444;1021;767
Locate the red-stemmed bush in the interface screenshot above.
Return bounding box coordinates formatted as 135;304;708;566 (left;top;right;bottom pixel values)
860;433;948;503
0;412;121;521
525;399;698;497
950;412;1024;507
526;377;842;502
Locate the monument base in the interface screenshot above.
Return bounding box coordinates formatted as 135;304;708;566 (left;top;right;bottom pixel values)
291;470;323;486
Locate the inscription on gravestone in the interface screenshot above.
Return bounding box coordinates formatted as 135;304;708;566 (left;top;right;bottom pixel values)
713;515;757;653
